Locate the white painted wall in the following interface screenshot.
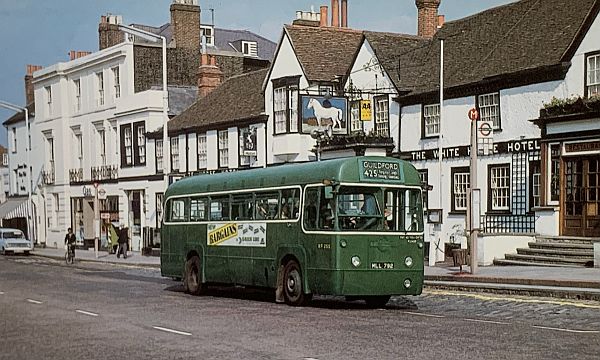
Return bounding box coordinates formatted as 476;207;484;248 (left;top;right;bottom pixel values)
477;234;533;266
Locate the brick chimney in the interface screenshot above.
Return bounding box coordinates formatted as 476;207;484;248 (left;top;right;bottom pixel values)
24;65;43;105
69;50;92;61
98;14;124;50
197;54;223;98
331;0;339;27
320;6;328;27
416;0;441;38
170;0;200;51
341;0;348;28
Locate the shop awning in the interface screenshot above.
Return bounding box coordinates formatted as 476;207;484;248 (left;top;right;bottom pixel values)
0;197;29;220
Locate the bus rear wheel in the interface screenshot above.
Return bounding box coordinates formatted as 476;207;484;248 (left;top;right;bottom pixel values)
184;255;204;295
364;295;390;308
283;260;311;306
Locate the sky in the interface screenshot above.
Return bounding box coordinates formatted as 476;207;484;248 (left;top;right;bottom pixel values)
0;0;516;147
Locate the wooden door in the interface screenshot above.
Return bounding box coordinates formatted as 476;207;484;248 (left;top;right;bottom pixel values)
562;157;600;237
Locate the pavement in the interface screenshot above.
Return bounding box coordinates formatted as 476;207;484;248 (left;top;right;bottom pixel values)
30;247;600;300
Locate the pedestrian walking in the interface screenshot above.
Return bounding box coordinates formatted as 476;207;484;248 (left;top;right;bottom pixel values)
117;226;129;259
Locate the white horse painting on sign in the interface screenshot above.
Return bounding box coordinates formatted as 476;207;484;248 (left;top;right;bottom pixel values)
301;96;347;135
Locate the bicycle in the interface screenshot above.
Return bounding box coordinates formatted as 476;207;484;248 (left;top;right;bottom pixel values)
65;244;75;265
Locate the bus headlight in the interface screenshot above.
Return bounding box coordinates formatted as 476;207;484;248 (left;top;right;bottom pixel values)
340;239;347;248
405;256;414;267
404;279;412;288
351;256;361;267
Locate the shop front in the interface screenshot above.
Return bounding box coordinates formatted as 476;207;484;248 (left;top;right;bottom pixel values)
533;99;600;238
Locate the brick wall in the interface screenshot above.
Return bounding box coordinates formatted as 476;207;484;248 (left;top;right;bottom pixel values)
134;45;200;92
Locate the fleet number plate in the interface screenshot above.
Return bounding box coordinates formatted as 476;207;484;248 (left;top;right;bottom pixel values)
371;262;394;269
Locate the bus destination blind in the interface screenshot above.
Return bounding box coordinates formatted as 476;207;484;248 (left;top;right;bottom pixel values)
361;161;402;181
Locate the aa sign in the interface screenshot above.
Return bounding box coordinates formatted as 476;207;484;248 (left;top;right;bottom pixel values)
360;100;372;121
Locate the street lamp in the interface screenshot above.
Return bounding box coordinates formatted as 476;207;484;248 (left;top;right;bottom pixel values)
0;100;33;245
117;24;169;191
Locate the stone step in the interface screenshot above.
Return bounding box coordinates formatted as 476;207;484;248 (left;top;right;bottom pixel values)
517;247;594;259
504;253;593;266
492;258;581;268
528;242;594;250
536;236;600;245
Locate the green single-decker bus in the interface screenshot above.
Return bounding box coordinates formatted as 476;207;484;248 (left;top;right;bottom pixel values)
161;156;425;307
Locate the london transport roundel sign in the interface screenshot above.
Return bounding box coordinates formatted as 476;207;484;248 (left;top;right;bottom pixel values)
478;121;493;138
468;108;479;121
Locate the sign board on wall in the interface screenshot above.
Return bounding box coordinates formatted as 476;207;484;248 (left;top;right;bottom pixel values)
400;138;541;161
241;126;258;156
360;100;372;121
300;96;348;135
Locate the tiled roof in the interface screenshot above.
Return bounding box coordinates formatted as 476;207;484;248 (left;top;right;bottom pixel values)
133;23;276;61
399;0;600;99
213;28;277;61
363;31;429;92
2;103;34;126
285;25;363;82
150;85;198;116
167;69;268;134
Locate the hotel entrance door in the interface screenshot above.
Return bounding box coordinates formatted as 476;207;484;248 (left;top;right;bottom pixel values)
563;156;600;237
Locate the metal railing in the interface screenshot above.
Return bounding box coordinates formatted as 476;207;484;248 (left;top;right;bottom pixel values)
69;168;83;183
42;168;55;185
480;214;536;234
91;165;118;181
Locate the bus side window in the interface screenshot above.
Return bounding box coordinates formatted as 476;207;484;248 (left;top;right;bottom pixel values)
255;192;279;220
169;198;188;222
280;189;300;219
231;194;254;220
303;188;319;230
210;196;230;221
190;197;207;221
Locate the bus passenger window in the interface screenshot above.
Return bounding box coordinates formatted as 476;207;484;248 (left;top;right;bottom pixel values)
231;194;253;220
210;196;230;221
190;198;207;221
384;190;397;231
255;192;279;220
303;188;319;230
169;199;187;222
280;189;300;219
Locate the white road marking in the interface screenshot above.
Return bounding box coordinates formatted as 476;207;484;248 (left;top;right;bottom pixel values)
76;310;99;317
304;358;320;360
0;291;4;295
464;318;510;325
403;311;445;318
152;326;192;336
26;299;42;304
532;325;600;334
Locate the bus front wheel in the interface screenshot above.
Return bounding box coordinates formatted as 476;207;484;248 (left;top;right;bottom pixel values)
184;255;204;295
283;260;311;306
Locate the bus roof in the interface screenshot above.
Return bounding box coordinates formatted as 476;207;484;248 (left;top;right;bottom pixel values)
165;156;422;198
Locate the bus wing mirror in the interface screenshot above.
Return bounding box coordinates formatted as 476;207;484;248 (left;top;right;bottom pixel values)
324;186;334;199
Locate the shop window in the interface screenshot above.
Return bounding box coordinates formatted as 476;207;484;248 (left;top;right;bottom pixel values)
549;143;561;203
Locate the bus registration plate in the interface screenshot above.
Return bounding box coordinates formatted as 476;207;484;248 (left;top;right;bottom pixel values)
371;262;394;269
360;161;401;181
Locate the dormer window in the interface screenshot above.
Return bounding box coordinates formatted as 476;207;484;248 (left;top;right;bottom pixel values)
242;41;258;57
201;25;214;47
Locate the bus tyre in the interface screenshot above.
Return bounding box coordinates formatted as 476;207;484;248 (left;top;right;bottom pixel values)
184;256;204;295
283;260;311;306
365;295;390;308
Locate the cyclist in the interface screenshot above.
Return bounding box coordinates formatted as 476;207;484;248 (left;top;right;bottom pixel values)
65;227;76;261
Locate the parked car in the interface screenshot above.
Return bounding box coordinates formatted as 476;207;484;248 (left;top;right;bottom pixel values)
0;228;33;255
